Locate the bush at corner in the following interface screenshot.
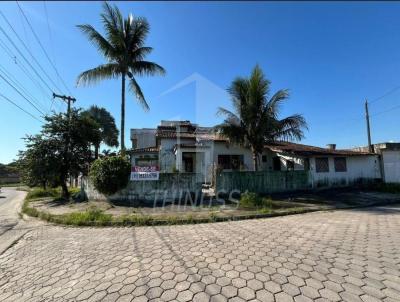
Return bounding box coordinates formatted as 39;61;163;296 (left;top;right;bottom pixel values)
89;156;131;196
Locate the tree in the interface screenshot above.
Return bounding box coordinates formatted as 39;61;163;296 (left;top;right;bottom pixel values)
18;135;61;189
216;65;308;171
19;109;101;198
76;2;166;152
82;105;119;159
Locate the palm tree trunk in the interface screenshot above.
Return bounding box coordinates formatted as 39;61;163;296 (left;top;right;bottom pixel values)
252;151;259;171
121;73;126;154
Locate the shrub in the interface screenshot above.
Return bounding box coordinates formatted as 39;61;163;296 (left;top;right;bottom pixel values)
89;156;131;195
239;192;263;209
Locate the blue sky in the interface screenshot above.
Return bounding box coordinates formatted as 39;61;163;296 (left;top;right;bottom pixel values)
1;1;400;163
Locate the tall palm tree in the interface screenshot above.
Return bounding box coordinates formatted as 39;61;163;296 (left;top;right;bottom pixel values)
76;2;165;152
82;105;119;159
216;65;307;171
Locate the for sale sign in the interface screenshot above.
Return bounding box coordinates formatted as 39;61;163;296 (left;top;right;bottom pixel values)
131;166;159;181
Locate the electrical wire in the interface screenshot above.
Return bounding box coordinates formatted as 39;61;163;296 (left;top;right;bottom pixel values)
16;1;72;95
0;93;43;123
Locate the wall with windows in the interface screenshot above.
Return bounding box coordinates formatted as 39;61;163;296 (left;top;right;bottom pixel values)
213;142;254;171
309;155;381;187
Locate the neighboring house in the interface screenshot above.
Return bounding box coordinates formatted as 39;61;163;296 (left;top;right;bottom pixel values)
264;142;381;187
130;120;382;187
353;142;400;183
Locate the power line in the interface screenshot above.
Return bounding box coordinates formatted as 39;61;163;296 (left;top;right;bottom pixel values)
0;64;47;113
0;93;43;123
16;1;72;95
371;103;400;117
0;24;56;94
0;10;63;94
0;71;45;116
370;85;400;104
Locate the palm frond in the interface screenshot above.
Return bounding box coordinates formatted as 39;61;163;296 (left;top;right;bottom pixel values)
76;24;116;59
131;46;153;60
101;2;125;49
271;114;308;142
129;61;166;76
265;89;290;118
128;76;149;111
76;63;120;86
216;107;240;124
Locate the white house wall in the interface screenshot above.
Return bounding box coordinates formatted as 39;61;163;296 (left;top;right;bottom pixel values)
309;155;381;187
213;142;254;171
382;150;400;183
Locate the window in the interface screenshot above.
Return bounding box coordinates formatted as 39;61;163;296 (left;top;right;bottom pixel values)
334;157;347;172
218;155;244;170
262;155;267;163
315;157;329;173
286;160;294;171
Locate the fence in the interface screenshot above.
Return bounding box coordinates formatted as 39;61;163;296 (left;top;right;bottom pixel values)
82;173;202;204
215;170;311;195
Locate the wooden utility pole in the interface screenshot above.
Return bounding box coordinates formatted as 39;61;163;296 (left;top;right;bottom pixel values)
52;92;76;117
365;99;373;153
52;92;76;197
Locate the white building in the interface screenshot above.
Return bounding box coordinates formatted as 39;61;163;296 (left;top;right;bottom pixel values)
130;120;383;187
353;143;400;183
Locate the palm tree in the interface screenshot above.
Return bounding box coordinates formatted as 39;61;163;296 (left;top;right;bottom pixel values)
82;105;119;159
76;2;165;152
216;65;307;171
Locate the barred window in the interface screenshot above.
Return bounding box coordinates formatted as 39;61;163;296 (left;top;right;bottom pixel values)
334;157;347;172
316;157;329;173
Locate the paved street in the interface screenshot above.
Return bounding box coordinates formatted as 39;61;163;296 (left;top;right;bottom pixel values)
0;190;399;301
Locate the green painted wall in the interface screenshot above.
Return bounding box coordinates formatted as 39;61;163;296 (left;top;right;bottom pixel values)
216;171;310;194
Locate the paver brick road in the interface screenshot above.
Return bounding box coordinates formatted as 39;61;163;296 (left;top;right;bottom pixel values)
0;206;399;301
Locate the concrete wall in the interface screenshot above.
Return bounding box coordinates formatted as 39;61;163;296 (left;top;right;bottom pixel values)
382;150;400;183
309;155;381;187
82;173;202;204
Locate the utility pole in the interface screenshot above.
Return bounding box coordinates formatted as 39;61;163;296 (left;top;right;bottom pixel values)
52;92;76;117
52;92;76;198
365;99;373;153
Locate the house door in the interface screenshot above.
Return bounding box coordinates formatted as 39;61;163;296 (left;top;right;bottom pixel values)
273;157;281;171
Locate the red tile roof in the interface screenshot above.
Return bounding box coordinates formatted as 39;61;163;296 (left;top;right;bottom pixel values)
264;141;375;156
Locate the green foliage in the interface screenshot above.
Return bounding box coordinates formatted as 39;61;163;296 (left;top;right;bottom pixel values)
18;109;101;197
89;156;131;195
82;105;119;158
76;2;166;150
215;65;307;170
239;192;264;208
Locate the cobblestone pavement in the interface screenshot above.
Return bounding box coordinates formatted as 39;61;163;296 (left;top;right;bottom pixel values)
0;206;399;302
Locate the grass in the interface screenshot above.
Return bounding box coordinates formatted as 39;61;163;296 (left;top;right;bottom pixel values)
26;187;81;201
21;188;320;227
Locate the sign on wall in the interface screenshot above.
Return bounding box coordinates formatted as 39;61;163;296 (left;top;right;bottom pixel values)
131;166;159;181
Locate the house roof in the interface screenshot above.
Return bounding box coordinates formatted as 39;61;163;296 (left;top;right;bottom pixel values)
128;146;159;154
265;141;375;157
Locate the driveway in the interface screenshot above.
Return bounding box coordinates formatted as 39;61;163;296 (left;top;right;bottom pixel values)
0;189;399;301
